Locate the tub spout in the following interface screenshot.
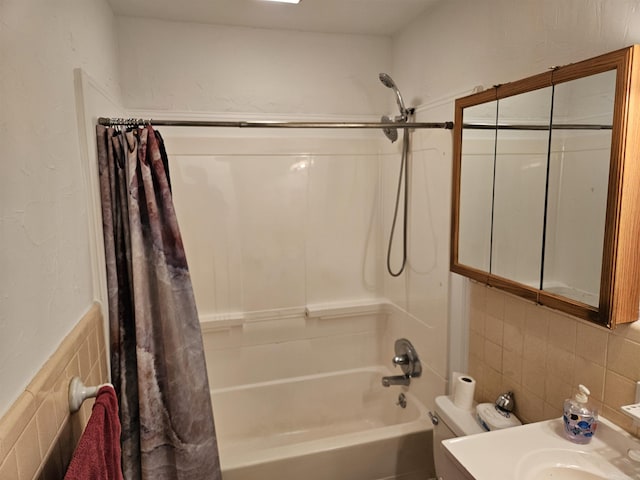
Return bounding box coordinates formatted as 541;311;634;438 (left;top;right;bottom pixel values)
381;374;411;387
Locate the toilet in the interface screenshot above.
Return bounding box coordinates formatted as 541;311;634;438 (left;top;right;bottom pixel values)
431;395;486;480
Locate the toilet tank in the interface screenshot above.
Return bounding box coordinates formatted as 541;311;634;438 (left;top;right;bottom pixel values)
434;395;485;437
432;395;485;480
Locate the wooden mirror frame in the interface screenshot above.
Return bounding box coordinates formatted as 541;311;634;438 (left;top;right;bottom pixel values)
451;46;640;328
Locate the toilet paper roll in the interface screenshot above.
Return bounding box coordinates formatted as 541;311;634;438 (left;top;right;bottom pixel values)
453;374;476;410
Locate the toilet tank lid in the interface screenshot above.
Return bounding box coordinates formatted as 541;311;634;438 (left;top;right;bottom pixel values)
435;395;485;437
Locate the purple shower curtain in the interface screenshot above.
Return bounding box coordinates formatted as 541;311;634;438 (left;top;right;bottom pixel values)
96;125;221;480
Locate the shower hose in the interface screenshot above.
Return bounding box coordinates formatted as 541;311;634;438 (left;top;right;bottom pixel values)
386;125;410;277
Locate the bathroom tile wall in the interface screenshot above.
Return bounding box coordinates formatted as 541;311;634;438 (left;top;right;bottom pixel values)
467;281;640;435
0;303;108;479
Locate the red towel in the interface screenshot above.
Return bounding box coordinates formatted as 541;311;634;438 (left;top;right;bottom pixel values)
64;386;124;480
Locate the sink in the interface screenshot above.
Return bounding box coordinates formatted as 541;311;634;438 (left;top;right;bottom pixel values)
518;448;630;480
527;467;609;480
442;416;640;480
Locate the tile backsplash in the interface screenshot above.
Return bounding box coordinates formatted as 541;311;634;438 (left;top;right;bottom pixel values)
467;281;640;435
0;303;108;479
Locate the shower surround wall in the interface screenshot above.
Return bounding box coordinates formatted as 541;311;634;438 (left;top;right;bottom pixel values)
165;132;382;314
162;127;451;403
117;15;452;404
162;126;449;478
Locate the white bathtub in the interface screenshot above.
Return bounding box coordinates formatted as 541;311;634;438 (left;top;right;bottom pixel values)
211;366;434;480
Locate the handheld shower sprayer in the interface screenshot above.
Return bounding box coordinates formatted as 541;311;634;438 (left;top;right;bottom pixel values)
379;73;413;143
379;72;413;277
379;73;408;121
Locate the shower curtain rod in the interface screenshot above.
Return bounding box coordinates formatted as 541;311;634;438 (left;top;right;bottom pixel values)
98;117;612;131
97;117;455;130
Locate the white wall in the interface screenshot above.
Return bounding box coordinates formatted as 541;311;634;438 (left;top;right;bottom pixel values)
392;0;640;107
0;0;120;416
117;17;392;116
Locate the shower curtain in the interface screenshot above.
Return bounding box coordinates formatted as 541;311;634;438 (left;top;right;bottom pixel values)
96;125;221;480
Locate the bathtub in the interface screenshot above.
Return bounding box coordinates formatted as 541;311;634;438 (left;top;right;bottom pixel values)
211;366;434;480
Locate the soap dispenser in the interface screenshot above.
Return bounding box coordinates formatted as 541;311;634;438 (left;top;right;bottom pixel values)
563;384;598;444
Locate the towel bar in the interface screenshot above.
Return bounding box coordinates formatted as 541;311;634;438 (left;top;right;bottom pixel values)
68;376;113;413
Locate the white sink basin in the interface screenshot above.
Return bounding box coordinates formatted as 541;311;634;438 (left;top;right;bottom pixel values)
517;448;630;480
526;466;609;480
443;416;640;480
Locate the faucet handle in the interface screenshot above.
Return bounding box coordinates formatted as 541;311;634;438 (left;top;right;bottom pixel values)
393;354;410;366
392;338;422;379
495;391;515;413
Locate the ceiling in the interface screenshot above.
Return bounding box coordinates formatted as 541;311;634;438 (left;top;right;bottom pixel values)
107;0;441;36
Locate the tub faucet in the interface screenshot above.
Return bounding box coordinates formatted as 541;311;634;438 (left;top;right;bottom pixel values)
382;338;422;387
381;375;411;387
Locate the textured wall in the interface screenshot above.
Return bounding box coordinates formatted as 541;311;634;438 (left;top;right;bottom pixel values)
392;0;640;107
116;17;392;116
0;0;120;416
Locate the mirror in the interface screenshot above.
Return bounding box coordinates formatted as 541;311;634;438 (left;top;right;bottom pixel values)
492;87;552;286
542;70;616;307
458;100;496;272
451;46;640;328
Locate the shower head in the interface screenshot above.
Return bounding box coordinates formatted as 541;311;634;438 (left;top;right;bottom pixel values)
381;115;398;143
378;72;396;89
379;73;407;120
